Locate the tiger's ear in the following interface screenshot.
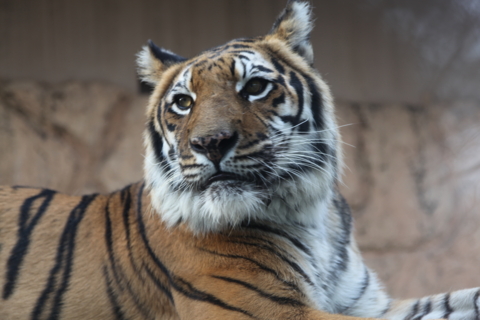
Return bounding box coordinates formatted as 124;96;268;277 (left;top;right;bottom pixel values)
270;0;314;65
136;40;187;85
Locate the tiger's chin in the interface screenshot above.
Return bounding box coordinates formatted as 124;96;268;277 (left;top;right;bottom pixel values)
148;174;270;233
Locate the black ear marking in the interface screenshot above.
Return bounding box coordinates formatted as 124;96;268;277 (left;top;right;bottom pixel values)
148;40;187;66
137;40;188;84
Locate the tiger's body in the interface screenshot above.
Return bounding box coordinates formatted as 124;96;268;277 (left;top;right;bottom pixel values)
1;1;479;319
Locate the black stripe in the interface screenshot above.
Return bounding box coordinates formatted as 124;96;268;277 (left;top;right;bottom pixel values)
121;187;144;279
225;239;308;289
380;299;392;316
252;65;274;73
270;58;285;74
298;121;310;134
231;44;252;49
166;122;177;132
105;189;157;319
288;71;304;125
174;277;257;319
135;184;254;318
135;183;174;279
236;225;316;288
193;60;208;68
412;299;431;320
212;275;304;307
265;47;324;131
3;189;56;299
238;54;252;61
242;222;313;256
103;266;128;320
105;196;126;292
272;93;285;108
324;194;352;291
143;265;175;305
234;151;271;161
180;164;206;170
31;194;97;320
148;119;166;166
339;268;370;313
241;61;247;79
230;60;236;77
304;74;324;130
404;300;420;320
443;293;453;319
235;38;255;43
267;48;332;174
474;289;480;320
200;247;300;292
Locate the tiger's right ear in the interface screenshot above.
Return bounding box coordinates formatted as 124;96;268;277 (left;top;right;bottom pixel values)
136;40;187;85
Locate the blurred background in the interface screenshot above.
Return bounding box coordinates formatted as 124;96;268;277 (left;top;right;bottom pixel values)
1;0;480;299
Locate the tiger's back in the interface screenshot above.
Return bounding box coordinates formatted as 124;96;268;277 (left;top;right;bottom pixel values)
0;186;114;319
0;184;361;320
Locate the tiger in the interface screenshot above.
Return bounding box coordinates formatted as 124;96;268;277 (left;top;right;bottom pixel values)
1;0;479;319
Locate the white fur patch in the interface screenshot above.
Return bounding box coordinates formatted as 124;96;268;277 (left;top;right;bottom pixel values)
136;46;158;85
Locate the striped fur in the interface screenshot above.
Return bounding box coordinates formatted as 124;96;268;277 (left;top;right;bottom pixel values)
1;1;478;319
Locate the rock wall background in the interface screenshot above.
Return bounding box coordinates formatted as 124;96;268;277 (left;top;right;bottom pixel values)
1;80;479;299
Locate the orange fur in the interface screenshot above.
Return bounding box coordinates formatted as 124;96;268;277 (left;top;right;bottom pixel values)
0;184;377;320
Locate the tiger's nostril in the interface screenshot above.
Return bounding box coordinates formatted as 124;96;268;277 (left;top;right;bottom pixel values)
217;132;237;157
190;137;207;154
190;131;238;162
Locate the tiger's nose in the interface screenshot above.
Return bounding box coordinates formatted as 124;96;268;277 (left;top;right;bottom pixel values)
190;131;238;163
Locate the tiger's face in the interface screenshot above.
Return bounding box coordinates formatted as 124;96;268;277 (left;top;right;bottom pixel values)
138;1;340;233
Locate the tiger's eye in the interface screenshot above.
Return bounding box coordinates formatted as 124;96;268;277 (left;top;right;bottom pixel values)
244;78;266;95
176;95;193;109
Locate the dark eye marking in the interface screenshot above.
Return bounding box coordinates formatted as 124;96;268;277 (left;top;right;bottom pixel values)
272;93;285;108
238;54;251;61
166;122;177;132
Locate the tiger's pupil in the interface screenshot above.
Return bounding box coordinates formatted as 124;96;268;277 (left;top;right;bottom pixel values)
177;95;193;109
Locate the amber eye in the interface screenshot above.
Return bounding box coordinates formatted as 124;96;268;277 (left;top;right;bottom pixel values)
243;78;268;96
174;95;193;110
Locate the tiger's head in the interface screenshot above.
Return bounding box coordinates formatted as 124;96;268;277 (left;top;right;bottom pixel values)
138;0;341;233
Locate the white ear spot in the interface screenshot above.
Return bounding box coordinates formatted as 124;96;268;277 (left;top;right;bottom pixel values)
136;45;160;85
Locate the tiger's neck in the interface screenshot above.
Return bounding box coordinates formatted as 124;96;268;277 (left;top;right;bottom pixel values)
132;180;391;318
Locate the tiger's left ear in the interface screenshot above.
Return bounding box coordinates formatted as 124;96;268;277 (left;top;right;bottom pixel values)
136;40;187;85
269;0;314;65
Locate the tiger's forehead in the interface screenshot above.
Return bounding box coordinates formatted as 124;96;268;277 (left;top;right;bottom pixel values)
169;40;276;95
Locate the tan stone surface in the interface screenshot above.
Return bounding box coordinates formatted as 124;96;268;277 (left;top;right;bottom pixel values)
0;80;479;298
337;101;480;298
0;80;145;194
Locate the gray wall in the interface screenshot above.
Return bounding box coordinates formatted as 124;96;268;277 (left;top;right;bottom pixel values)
1;0;480;103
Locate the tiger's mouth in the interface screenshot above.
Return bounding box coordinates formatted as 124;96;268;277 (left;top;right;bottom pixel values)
201;171;256;190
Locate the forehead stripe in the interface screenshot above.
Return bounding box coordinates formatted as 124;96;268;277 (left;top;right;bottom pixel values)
251;65;273;73
231;44;252;49
289;71;304;126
